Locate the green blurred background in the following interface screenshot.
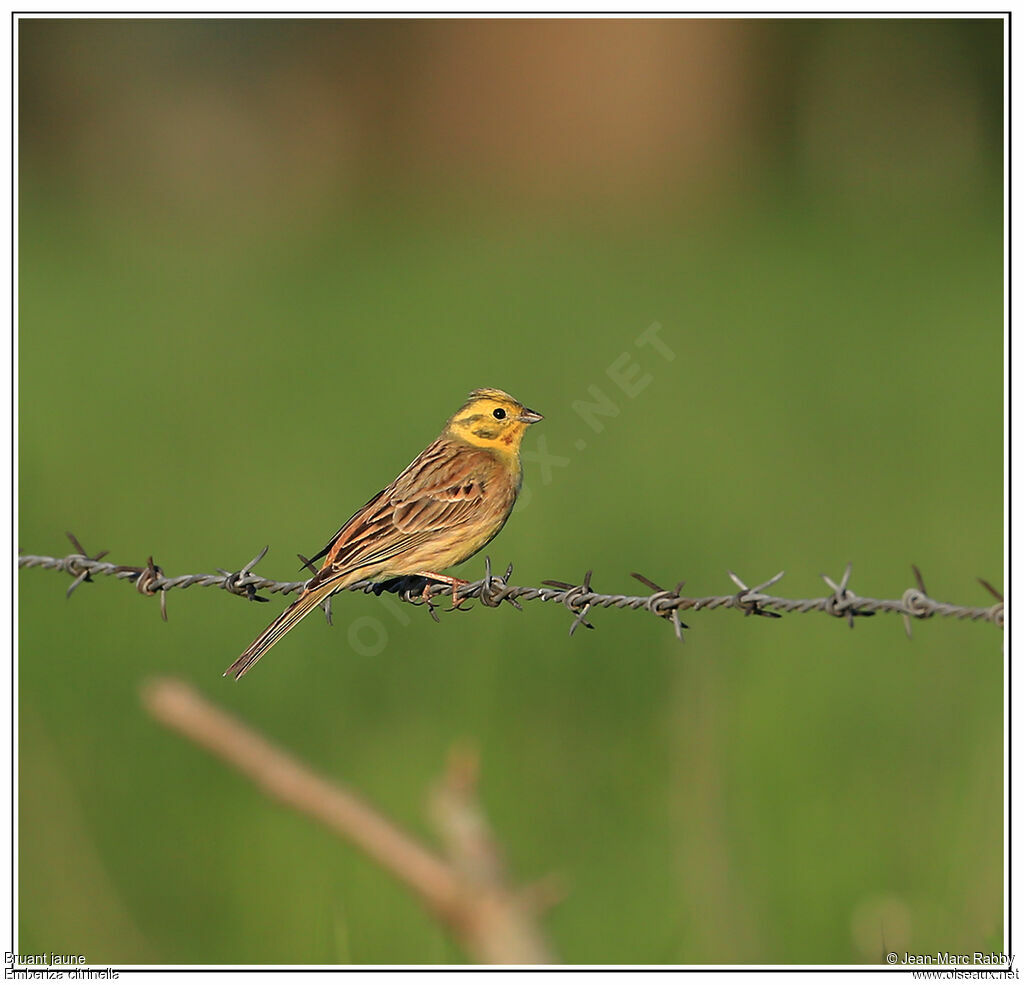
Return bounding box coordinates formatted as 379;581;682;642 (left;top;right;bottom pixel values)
18;17;1004;965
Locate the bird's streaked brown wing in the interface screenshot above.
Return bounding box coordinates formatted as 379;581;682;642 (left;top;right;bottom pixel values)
308;439;495;588
304;488;389;566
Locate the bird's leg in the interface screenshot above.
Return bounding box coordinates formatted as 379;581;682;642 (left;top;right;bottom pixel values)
414;571;472;609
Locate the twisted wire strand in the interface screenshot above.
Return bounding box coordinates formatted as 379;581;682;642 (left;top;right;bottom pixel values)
17;536;1004;638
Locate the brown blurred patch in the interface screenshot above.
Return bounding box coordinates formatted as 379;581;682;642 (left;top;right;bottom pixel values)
17;18;1000;227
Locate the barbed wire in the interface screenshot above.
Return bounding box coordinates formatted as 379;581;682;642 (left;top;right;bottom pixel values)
18;533;1003;640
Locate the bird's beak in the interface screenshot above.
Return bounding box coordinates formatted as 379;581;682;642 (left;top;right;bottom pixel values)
517;408;543;424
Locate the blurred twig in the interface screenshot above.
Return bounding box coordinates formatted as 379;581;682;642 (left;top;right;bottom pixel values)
20;533;1004;637
141;678;555;965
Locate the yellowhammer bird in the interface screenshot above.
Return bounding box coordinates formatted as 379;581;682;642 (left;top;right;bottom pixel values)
225;387;543;679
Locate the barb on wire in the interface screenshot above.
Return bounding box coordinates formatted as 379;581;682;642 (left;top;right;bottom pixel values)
63;531;108;599
630;572;688;641
821;562;875;628
18;533;1004;640
726;569;785;620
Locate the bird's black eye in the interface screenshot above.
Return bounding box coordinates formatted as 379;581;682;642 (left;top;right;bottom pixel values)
492;407;507;420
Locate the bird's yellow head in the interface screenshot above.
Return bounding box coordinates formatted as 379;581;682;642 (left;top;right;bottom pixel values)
446;387;543;454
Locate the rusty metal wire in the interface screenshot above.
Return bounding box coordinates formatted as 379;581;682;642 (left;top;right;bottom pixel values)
18;532;1003;640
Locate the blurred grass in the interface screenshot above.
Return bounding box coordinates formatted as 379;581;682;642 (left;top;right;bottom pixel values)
18;168;1002;964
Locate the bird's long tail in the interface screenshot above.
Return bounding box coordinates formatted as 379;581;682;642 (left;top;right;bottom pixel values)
224;575;347;680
